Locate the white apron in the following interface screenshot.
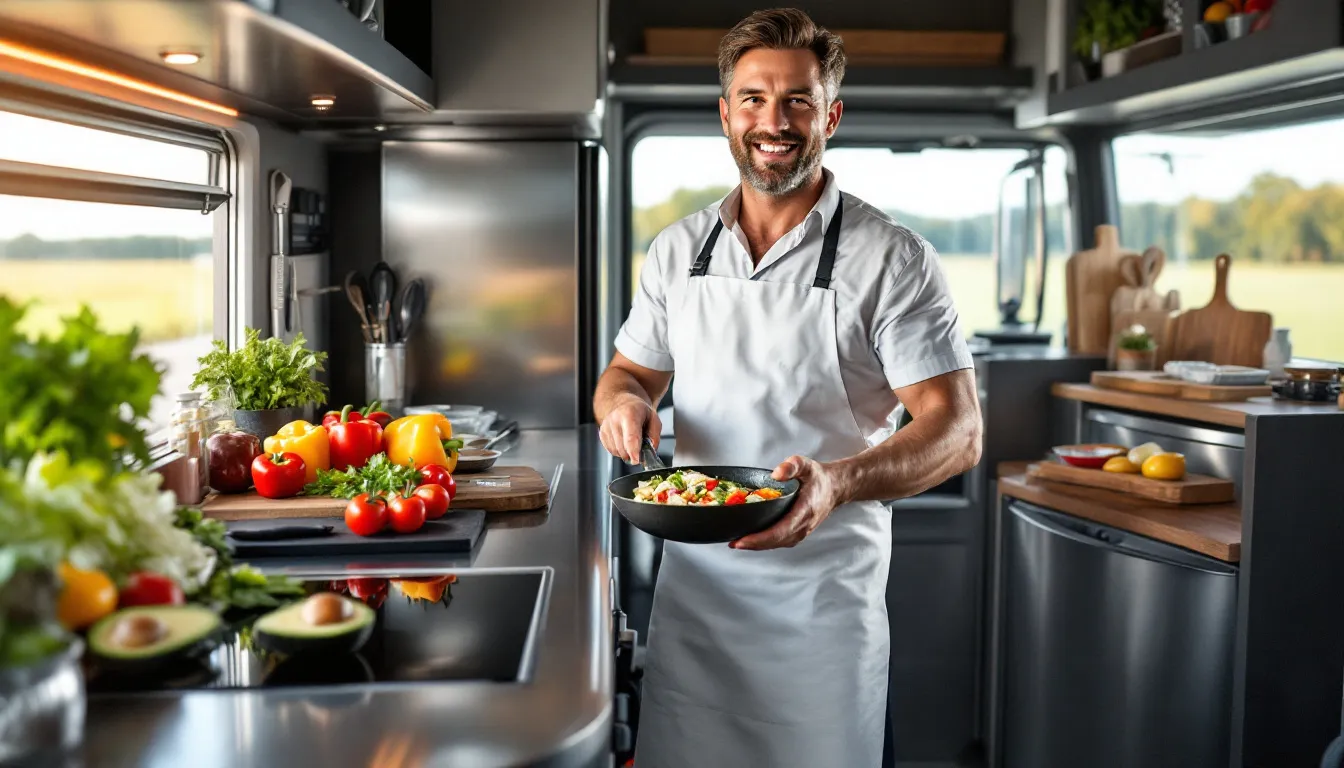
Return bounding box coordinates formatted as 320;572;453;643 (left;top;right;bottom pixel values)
635;196;893;768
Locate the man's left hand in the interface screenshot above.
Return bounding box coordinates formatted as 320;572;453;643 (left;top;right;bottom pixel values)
730;455;845;551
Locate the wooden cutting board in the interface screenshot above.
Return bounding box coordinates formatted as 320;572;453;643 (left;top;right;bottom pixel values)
200;466;549;521
1029;462;1235;505
1107;308;1180;368
1165;254;1273;367
1111;247;1180;316
1067;224;1136;355
1090;370;1271;401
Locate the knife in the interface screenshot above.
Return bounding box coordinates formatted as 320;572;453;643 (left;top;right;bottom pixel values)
229;524;334;541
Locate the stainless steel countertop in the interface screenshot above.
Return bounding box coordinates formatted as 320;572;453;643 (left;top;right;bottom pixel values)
79;428;616;768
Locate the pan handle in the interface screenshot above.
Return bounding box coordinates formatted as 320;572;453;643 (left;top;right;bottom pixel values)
640;436;666;471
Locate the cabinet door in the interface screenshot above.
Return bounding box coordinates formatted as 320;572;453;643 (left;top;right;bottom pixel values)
887;505;982;765
432;0;603;115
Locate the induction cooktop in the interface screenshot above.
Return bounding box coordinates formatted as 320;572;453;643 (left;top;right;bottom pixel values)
86;569;549;695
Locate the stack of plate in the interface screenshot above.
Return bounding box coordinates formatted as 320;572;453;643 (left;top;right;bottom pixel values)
1162;361;1269;386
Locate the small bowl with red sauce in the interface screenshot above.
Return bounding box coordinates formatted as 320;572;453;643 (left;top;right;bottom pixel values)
1051;444;1127;469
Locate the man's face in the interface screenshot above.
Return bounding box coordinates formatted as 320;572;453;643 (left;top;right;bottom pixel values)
719;48;842;197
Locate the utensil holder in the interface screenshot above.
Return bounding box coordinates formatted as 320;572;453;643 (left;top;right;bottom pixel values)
365;342;406;411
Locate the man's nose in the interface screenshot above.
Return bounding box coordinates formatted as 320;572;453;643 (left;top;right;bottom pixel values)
759;99;790;135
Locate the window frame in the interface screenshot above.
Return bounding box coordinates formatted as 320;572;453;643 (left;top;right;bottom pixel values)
0;86;241;442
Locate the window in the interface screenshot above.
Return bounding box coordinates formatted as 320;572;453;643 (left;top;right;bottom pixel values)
0;108;227;431
630;136;1071;341
1114;117;1344;363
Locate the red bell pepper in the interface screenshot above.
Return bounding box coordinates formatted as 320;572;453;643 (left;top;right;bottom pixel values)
251;452;307;499
328;404;384;471
322;400;393;429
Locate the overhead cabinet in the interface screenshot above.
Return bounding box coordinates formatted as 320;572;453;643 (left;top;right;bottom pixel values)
0;0;435;124
1015;0;1344;128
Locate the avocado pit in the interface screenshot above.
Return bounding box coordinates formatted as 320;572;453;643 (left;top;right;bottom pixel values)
301;592;354;626
110;613;168;649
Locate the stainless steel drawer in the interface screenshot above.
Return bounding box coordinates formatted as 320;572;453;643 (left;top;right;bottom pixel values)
1081;407;1246;493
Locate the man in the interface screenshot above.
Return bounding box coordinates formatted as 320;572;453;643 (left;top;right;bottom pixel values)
593;8;983;767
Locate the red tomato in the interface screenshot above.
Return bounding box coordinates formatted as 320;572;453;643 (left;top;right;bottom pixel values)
119;572;185;607
345;493;388;537
656;489;670;503
418;464;455;498
725;489;747;506
388;493;427;533
414;484;451;520
705;479;719;491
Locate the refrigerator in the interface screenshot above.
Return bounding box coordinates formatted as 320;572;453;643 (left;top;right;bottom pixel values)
381;140;604;429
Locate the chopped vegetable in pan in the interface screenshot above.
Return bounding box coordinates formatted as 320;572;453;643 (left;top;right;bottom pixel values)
631;471;784;506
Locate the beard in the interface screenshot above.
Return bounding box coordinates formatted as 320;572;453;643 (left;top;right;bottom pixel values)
728;127;825;197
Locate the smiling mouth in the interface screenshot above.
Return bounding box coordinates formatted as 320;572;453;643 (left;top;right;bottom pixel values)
752;141;798;159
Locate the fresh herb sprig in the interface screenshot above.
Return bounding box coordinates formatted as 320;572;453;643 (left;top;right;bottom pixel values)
190;328;328;411
302;453;421;499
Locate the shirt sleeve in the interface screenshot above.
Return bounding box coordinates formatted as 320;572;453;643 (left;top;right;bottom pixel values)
614;235;676;371
871;235;975;390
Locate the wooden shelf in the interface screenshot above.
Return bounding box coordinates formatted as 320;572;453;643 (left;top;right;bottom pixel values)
1051;383;1344;428
998;470;1241;562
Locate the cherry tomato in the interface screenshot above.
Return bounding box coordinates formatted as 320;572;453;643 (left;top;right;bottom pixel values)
119;571;185;608
345;493;388;537
418;464;456;499
414;483;451;520
388;493;427;533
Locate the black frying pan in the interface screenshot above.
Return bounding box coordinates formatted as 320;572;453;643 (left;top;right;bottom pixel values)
607;438;800;544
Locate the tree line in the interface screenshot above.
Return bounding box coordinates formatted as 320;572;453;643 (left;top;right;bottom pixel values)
0;234;213;260
632;172;1344;263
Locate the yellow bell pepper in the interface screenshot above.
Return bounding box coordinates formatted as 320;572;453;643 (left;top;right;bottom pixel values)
383;413;461;472
263;420;330;484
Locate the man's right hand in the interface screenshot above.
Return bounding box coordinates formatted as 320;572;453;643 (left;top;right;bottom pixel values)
599;395;662;464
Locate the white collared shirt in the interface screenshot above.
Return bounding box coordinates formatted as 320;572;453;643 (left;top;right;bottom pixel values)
615;168;974;440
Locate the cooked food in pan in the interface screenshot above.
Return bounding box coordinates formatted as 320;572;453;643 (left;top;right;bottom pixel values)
631;471;784;506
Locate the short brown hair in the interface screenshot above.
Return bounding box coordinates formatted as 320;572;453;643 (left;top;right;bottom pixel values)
717;8;846;102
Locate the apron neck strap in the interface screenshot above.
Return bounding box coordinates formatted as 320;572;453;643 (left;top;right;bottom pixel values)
688;194;845;287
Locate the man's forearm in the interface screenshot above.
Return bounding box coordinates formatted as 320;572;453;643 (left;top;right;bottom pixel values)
593;367;655;423
830;405;982;504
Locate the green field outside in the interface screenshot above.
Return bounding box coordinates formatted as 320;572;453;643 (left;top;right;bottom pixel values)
2;258;212;343
632;252;1344;363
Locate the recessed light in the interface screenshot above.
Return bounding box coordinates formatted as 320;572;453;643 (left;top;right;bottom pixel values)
373;124;387;132
160;50;202;66
311;95;335;110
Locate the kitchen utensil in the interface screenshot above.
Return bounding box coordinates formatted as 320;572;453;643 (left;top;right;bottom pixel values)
1066;225;1137;355
397;278;427;342
344;274;373;343
1052;444;1126;469
225;510;486;557
483;421;518;451
1029;461;1235;505
455;449;502;473
269;170;293;337
1165;254;1273;367
370;261;397;318
200;465;551;518
1090;370;1271;401
1111;246;1179;316
607;437;800;544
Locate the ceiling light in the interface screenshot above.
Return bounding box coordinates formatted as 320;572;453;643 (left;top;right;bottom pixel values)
160;50;202;66
0;38;237;117
311;95;335;110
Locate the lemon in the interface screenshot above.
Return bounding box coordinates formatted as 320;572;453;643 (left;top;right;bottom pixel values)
1141;452;1186;481
1103;456;1141;473
1127;442;1164;466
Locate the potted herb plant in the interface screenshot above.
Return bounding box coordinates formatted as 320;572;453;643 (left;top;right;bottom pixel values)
1116;324;1158;371
1073;0;1156;80
191;328;329;441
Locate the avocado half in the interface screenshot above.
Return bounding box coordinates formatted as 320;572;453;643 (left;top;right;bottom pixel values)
252;595;375;656
88;604;222;673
